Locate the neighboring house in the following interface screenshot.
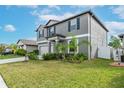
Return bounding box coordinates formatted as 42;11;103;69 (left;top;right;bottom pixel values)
36;10;108;59
17;39;38;53
4;47;13;53
118;34;124;49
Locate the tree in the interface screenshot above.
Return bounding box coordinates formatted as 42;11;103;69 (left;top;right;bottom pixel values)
109;36;122;61
55;42;67;60
0;44;5;55
55;33;90;61
9;44;18;54
109;36;121;49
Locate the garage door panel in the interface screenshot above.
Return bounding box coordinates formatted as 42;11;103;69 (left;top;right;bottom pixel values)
39;45;49;56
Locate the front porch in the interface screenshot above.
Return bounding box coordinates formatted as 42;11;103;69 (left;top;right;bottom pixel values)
38;34;66;58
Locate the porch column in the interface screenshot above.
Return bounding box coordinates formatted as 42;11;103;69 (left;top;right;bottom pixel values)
47;40;51;53
55;39;59;53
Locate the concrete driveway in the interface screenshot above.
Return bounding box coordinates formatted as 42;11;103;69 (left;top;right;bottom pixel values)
0;75;7;88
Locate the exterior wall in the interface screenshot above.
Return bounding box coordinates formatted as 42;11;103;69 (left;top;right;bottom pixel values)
55;13;89;36
37;13;108;59
89;15;107;58
17;41;26;50
37;13;89;42
17;40;38;52
26;45;38;53
38;42;49;56
78;37;89;57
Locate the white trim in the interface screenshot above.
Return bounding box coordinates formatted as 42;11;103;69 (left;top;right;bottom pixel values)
37;40;48;44
66;34;89;39
37;34;89;44
67;39;79;54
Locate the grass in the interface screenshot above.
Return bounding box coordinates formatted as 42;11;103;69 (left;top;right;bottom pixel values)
0;54;21;59
0;59;124;88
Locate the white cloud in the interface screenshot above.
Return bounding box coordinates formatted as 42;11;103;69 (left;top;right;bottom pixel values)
17;5;39;9
31;6;77;25
48;5;60;10
105;21;124;36
71;5;103;10
39;12;76;21
4;24;16;32
112;5;124;19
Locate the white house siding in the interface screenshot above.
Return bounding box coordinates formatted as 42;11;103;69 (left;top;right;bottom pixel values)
90;15;107;58
17;41;27;50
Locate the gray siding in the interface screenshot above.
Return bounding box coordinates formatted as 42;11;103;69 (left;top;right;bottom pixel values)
37;13;89;41
90;15;107;58
37;28;47;41
37;12;108;59
78;37;89;57
55;13;89;36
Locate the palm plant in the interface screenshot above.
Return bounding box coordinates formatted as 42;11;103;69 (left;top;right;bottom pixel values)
9;44;18;54
109;36;122;61
0;44;5;55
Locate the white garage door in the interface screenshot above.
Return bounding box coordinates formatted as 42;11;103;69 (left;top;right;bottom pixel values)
39;45;49;56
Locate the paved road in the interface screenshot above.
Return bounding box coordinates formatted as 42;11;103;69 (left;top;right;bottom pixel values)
0;57;28;64
0;75;7;88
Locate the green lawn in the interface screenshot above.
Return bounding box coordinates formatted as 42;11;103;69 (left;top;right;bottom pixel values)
0;54;21;59
0;59;124;88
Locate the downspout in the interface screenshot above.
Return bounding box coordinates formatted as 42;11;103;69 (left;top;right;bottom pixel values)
89;13;92;60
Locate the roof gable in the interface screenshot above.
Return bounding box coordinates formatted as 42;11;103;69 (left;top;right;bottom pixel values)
17;39;37;46
45;20;59;26
44;10;109;32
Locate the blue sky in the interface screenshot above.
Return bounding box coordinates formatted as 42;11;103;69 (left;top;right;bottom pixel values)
0;5;124;44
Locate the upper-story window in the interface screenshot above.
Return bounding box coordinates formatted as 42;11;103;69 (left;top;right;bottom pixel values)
39;29;44;38
68;17;80;32
48;26;56;36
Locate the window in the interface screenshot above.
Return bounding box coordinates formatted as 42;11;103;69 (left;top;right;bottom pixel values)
48;26;56;36
68;39;79;53
70;19;77;31
39;29;44;38
68;18;80;32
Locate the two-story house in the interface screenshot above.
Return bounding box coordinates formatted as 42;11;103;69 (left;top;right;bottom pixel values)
36;10;108;59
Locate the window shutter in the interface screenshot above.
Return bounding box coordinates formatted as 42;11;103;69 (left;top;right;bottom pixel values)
47;28;49;37
68;21;71;32
42;29;44;37
77;18;80;30
39;31;41;38
48;28;50;36
54;26;56;34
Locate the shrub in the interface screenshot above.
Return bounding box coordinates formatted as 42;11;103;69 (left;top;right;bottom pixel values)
65;53;88;63
32;50;39;55
42;53;57;60
42;53;88;63
15;49;27;56
28;52;38;60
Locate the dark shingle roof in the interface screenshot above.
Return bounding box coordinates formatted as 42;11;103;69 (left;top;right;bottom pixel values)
17;39;37;46
44;10;109;32
45;19;60;26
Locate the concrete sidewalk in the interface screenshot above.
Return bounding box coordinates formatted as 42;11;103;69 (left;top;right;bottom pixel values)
0;75;8;88
0;57;28;64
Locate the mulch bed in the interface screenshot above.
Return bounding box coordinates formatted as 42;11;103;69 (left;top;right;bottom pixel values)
110;62;124;67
